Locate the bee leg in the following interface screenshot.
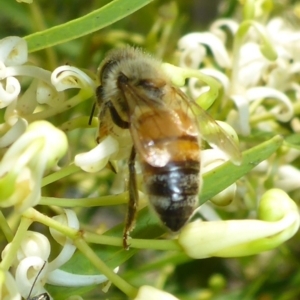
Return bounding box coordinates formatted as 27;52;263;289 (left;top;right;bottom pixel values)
123;146;138;250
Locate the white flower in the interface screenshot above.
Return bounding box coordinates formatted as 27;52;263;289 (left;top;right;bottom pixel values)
0;121;68;211
75;136;119;173
177;16;297;136
51;66;96;92
178;189;299;258
2;210;117;299
0;36;55;147
134;285;179;300
178;32;231;69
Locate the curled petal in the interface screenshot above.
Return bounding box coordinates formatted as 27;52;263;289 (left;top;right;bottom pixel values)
47;268;118;287
178;189;299;258
178;44;206;69
210;19;239;41
195;68;229;95
0;37;27;66
36;80;64;107
0;77;21;108
275;165;300;192
178;33;231;68
75;136;119;173
0;118;27;148
246;87;294;122
15;256;48;299
51;66;95;91
134;286;179;300
48;210;79;271
17;231;51;262
187;67;230;102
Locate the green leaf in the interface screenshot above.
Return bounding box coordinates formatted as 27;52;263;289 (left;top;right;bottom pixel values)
201;135;283;203
24;0;153;53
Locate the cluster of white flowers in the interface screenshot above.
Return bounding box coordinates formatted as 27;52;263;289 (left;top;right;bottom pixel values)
1;210;116;299
178;17;299;136
0;36;112;299
0;36;95;213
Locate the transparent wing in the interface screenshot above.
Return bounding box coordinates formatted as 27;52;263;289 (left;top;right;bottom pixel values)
186;93;242;166
120;81;241;167
121;82;199;167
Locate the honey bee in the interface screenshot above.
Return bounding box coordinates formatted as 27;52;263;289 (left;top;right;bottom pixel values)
96;46;241;249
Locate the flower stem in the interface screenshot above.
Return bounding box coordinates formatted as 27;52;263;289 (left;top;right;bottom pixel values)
22;208;79;239
0;210;13;242
42;164;80;187
40;192;128;207
74;238;138;298
0;217;32;271
25;88;93;122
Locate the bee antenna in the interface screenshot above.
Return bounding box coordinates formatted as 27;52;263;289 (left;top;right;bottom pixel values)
88;103;96;125
27;261;46;300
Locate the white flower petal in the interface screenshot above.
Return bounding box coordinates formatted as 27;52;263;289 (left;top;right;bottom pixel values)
178;33;231;68
75;136;119;173
48;210;79;271
15;256;47;299
36;80;63;106
210;19;239;41
0;76;21;108
134;286;179;300
47;269;111;287
230;95;251;135
246;87;294;122
275;165;300;192
0;118;27;148
17;231;51;261
0;36;27;66
51;66;95;91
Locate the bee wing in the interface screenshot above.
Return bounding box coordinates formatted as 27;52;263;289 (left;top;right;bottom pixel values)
121;82;199;168
184;92;242;166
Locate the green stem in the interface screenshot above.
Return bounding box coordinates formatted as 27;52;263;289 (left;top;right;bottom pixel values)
24;89;93;122
74;238;138;298
42;164;80;187
40;192;128;207
0;217;32;271
22;208;79;239
0;210;13;242
84;232;122;247
85;231;182;251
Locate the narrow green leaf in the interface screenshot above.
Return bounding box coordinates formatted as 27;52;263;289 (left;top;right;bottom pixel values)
24;0;153;53
201;135;283;202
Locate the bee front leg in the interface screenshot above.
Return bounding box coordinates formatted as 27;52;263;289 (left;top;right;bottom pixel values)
123;146;138;250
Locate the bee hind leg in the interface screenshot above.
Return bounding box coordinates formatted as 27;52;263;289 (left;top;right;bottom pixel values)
123;146;138;250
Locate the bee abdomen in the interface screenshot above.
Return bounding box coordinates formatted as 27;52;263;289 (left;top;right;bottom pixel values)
143;161;200;232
